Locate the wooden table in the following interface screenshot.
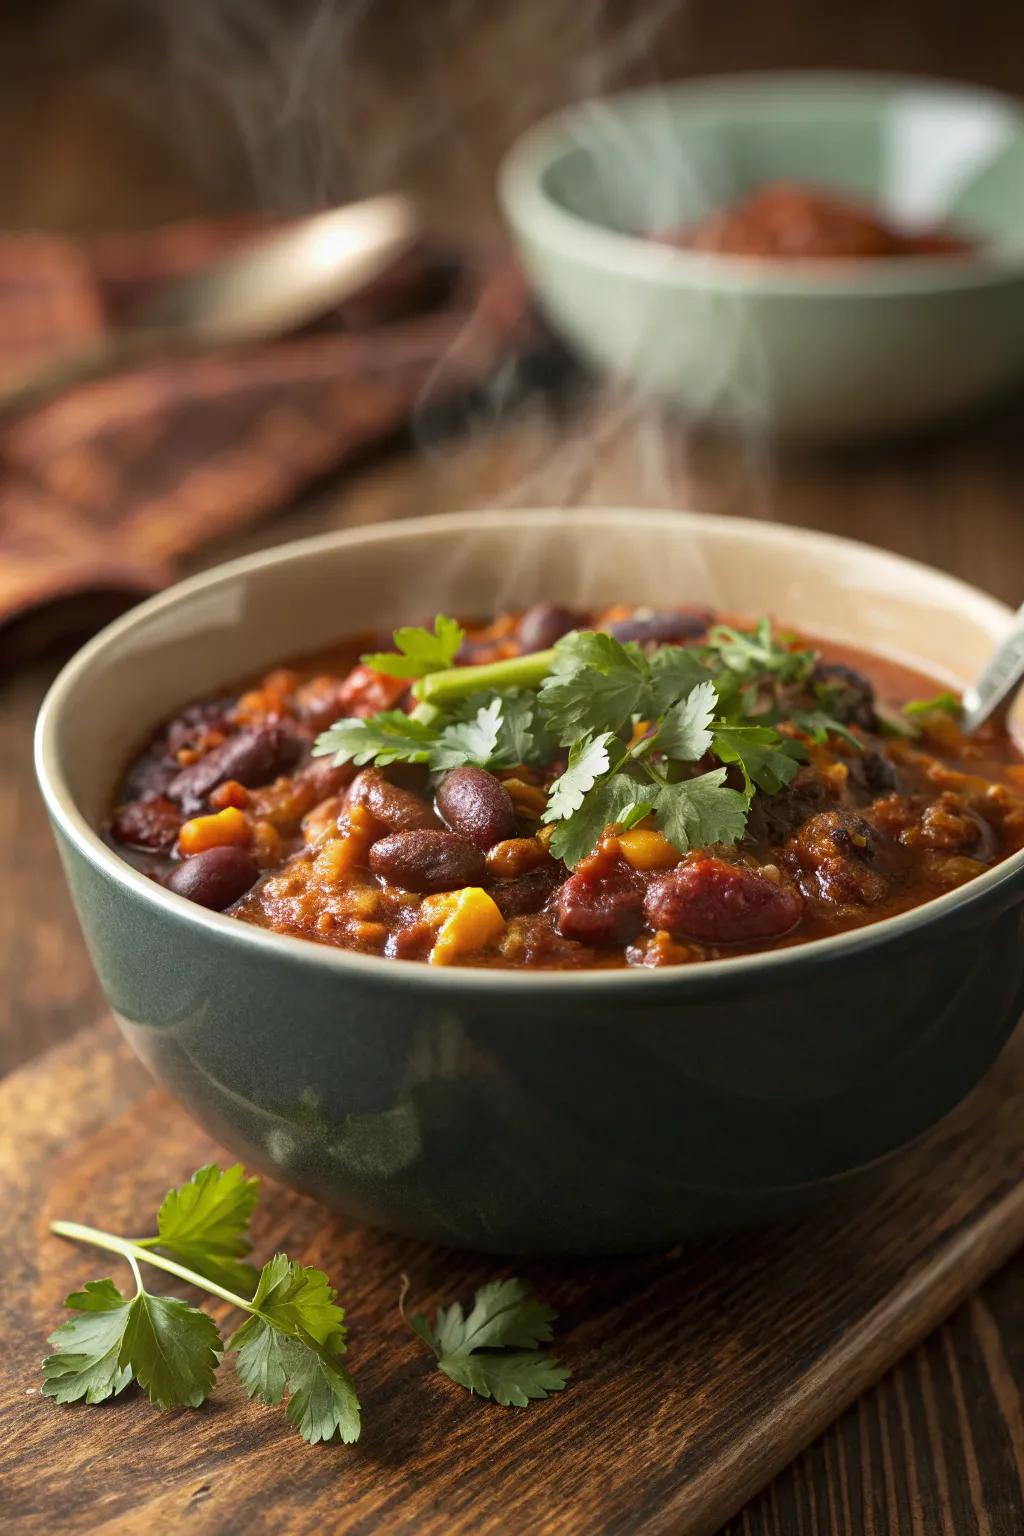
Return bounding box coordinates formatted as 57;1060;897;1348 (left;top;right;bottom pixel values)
3;2;1024;1530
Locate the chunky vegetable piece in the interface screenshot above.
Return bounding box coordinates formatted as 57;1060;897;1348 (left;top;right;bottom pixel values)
106;604;1024;969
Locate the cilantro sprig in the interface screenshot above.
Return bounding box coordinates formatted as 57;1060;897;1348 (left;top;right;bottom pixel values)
42;1164;360;1445
401;1277;570;1407
314;613;866;868
360;614;464;679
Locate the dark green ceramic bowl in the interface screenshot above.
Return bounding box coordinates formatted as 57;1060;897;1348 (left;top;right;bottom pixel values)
35;510;1024;1253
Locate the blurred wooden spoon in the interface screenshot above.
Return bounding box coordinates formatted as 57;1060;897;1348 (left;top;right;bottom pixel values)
0;193;420;418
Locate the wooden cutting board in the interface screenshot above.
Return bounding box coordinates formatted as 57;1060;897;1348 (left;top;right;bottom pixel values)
4;1017;1024;1536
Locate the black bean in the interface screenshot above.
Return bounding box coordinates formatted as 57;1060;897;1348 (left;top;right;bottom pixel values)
166;846;259;910
369;830;485;893
168;726;302;813
517;603;579;653
436;767;516;849
606;609;711;646
347;767;439;832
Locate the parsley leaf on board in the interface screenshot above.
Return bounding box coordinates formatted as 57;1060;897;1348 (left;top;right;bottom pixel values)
43;1278;222;1410
139;1162;261;1295
361;614;464;679
403;1277;570;1409
228;1255;360;1446
44;1165;363;1446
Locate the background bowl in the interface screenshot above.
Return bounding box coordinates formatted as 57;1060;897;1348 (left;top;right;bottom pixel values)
500;72;1024;444
35;509;1024;1253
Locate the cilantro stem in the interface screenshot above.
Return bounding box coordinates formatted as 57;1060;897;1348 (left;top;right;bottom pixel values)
412;648;556;705
49;1220;254;1312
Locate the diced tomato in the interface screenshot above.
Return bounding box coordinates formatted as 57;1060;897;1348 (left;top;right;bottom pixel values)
336;664;409;718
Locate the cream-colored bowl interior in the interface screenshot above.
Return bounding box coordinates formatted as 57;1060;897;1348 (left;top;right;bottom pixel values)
43;508;1018;831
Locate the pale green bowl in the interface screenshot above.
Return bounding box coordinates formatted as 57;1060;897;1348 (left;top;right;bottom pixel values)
500;72;1024;444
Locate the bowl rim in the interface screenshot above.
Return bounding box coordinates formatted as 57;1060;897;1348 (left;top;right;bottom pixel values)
35;506;1024;995
499;68;1024;297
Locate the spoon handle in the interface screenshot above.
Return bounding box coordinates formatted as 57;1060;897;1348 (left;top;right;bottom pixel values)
961;600;1024;732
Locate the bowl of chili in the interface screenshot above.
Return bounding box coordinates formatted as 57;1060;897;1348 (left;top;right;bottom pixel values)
500;72;1024;443
35;509;1024;1252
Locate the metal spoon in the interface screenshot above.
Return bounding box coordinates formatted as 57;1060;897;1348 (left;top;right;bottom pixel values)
0;192;420;418
961;600;1024;732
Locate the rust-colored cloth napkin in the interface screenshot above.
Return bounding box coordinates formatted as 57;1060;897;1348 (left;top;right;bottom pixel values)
0;218;561;666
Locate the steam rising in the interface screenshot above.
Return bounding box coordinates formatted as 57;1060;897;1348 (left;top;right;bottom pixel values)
115;0;777;592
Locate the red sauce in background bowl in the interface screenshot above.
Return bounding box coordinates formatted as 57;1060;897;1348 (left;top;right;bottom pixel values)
660;181;976;262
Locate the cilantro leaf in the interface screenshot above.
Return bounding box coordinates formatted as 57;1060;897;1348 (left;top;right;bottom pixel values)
707;620;815;685
791;709;864;751
712;724;805;797
547;773;653;867
145;1163;260;1296
648;645;714;712
653;680;717;761
652;770;749;854
362;615;464;679
903;691;961;719
43;1278;221;1411
543;733;617;824
313;710;438;767
429;698;504;773
491;692;547;768
405;1277;569;1410
540;631;649;741
41;1279;135;1404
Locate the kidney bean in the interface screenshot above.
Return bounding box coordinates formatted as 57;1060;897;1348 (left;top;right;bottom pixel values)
111;795;182;853
553;850;645;944
168;726;301;813
165;699;231;756
368;830;485;893
347;767;440;833
517;603;579;653
490;864;565;918
123;756;177;801
295;756;355;803
166;846;259;910
606;609;711;646
644;856;803;942
436;767;516;850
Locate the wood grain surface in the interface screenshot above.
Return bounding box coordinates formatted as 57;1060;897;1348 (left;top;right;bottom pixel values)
1;1014;1023;1536
3;1;1024;1530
